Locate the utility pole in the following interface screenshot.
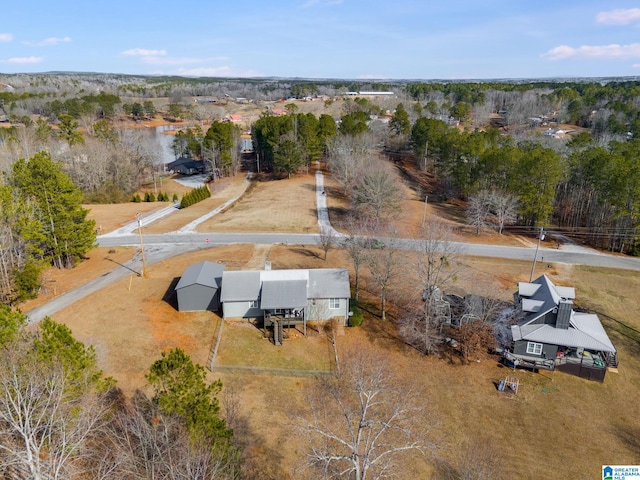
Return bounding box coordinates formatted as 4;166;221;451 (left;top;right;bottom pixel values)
136;213;148;278
422;195;428;227
529;226;545;282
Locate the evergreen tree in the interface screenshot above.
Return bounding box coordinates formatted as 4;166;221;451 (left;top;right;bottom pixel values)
0;304;26;346
34;317;112;392
146;348;233;450
10;151;96;268
389;103;411;136
56;114;85;146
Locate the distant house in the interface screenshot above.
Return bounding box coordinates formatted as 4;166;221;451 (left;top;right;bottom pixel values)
166;157;208;175
175;261;225;312
543;128;566;139
227;114;242;123
240;133;253;152
220;266;351;325
506;275;617;382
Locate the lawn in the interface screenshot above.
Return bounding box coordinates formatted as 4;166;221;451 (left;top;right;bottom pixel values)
215;320;334;371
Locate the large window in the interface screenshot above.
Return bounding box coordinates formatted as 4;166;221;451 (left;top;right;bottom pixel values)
329;298;340;309
526;342;543;355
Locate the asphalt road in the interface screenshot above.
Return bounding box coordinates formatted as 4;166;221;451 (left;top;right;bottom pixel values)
26;168;640;323
96;232;640;272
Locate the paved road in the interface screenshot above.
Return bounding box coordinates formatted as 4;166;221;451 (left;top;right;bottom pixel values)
96;232;640;271
26;167;640;323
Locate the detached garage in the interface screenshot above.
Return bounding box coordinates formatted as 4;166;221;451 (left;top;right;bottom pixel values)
175;261;225;312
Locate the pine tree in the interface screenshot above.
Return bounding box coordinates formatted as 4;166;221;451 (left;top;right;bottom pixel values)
10;151;96;269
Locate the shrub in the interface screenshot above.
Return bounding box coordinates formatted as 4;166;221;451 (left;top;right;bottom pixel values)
13;260;42;303
180;185;211;208
348;299;363;327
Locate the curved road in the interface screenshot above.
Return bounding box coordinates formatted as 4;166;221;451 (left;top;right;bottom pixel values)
26;169;640;323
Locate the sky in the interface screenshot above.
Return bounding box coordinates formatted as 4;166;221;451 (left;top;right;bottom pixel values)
2;1;640;80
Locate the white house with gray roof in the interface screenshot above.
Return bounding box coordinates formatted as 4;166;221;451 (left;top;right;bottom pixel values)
220;267;351;325
507;274;616;382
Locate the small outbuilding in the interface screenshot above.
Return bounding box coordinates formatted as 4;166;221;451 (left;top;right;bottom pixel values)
175;261;225;312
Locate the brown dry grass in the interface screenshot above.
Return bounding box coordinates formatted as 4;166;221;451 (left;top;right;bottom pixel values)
196;173;319;233
85;202;162;234
141;175;249;234
19;150;640;478
20;239;640;479
20;247;136;311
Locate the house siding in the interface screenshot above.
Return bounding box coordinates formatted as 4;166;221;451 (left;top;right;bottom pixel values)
177;284;220;312
514;340;558;359
528;310;557;326
223;301;263;319
306;298;348;324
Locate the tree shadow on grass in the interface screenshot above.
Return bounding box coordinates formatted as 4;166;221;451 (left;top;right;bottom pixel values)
614;423;640;454
163;277;180;310
289;246;321;259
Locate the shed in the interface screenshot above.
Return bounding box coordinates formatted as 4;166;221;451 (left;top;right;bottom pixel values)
175;261;225;312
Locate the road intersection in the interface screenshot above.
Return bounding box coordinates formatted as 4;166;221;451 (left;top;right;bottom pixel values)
26;169;640;323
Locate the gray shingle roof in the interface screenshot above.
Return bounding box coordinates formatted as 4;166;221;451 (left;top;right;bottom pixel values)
175;261;225;290
221;268;351;304
220;271;261;301
260;280;308;309
308;269;350;299
518;275;576;326
511;311;616;352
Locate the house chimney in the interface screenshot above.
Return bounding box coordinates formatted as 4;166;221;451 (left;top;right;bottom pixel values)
264;261;271;271
556;300;572;329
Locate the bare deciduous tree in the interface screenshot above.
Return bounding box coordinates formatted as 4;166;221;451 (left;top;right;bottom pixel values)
365;236;401;321
317;227;335;261
354;161;404;227
341;215;375;302
400;221;459;355
0;348;109;480
104;391;238;480
488;190;518;235
466;190;492;235
325;135;369;195
298;343;439;480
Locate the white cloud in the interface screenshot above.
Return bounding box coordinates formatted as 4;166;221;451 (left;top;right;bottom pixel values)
596;8;640;25
7;56;44;64
0;33;13;42
23;36;71;47
176;66;264;78
542;43;640;60
122;48;167;56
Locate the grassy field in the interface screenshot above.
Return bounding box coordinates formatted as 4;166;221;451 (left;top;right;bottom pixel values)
24;240;640;479
20;161;640;478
